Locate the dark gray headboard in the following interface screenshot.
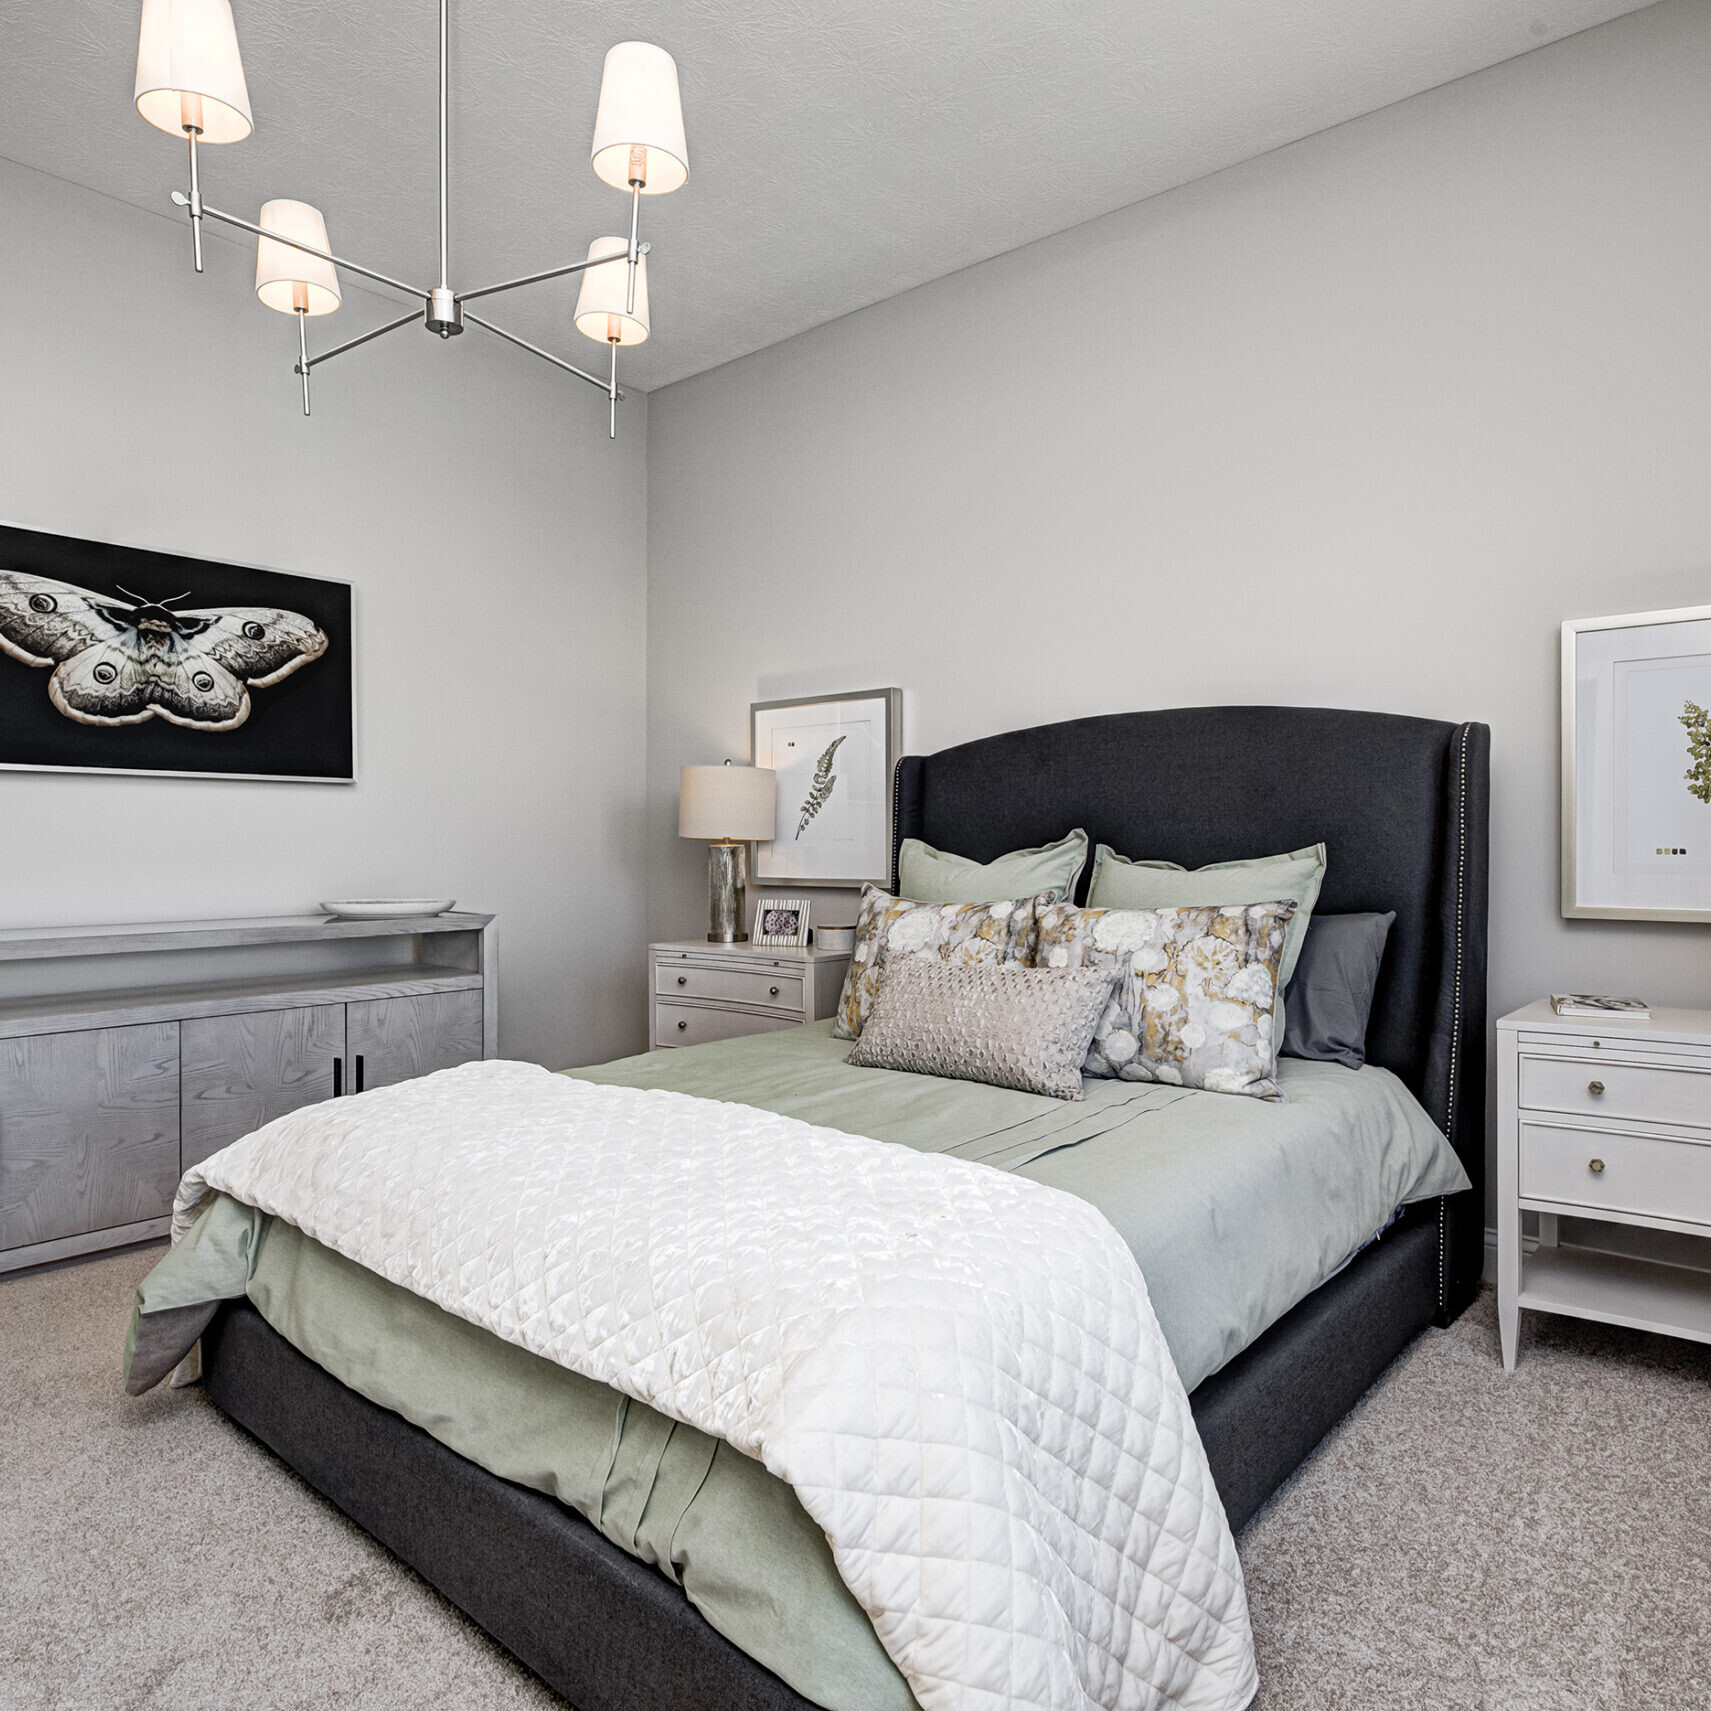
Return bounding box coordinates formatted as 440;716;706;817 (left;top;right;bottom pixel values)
891;705;1490;1315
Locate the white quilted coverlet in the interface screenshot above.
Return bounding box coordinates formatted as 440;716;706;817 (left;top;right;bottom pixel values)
175;1060;1256;1711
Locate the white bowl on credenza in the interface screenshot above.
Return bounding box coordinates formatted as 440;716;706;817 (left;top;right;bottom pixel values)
319;898;457;920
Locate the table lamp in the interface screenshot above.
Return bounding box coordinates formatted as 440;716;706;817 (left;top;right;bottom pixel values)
679;762;776;942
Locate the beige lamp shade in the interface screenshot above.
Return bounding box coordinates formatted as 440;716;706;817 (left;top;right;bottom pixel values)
255;200;341;316
574;238;649;346
135;0;253;143
590;42;689;196
680;765;776;841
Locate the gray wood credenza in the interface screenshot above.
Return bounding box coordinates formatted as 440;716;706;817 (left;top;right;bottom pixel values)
0;912;496;1274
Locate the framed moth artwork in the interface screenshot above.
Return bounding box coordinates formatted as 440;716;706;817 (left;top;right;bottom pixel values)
751;688;902;888
1563;604;1711;921
0;522;353;783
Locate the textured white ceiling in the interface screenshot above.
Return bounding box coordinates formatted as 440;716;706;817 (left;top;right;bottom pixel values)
0;0;1658;392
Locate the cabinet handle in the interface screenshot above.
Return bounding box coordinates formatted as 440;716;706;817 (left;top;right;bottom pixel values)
1588;1080;1605;1096
769;986;780;997
355;1055;365;1093
678;1020;688;1032
333;1057;343;1098
1589;1158;1605;1174
677;975;687;985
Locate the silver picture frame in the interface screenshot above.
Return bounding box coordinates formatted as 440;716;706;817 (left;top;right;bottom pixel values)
1562;603;1711;921
752;896;811;947
750;688;902;888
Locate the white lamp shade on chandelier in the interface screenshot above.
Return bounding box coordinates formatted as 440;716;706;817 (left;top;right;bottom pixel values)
134;0;253;143
590;42;689;196
679;766;777;842
574;239;649;345
134;0;688;436
255;200;341;315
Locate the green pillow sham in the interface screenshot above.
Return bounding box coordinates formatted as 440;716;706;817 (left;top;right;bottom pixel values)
1086;841;1327;991
896;828;1088;905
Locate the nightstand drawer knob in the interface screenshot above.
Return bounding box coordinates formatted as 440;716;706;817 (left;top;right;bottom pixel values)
678;1020;688;1031
677;975;687;985
1589;1157;1605;1174
1588;1080;1605;1096
770;986;779;996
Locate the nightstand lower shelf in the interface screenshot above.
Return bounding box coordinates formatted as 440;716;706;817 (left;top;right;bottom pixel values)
1518;1245;1711;1345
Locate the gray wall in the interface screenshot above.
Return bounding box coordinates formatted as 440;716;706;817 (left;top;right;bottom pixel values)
0;157;649;1071
646;0;1711;1194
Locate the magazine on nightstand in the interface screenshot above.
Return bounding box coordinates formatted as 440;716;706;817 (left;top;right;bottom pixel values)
1550;993;1651;1020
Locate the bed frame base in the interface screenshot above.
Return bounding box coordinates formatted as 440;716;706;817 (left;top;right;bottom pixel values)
202;1302;813;1711
1192;1206;1438;1530
201;1204;1441;1710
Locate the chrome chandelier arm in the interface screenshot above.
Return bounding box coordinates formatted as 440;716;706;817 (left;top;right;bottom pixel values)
299;308;422;372
464;312;619;396
174;193;429;301
456;243;650;306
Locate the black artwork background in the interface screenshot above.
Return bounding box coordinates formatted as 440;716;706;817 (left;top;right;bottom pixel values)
0;523;353;781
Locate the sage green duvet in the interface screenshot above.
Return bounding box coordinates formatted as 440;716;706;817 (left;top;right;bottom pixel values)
129;1021;1465;1711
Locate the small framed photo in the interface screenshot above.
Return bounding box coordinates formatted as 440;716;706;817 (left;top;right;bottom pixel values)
753;897;811;947
752;688;903;888
1563;603;1711;921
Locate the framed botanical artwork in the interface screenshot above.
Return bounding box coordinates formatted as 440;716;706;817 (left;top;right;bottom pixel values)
0;521;353;783
753;897;811;947
751;688;902;888
1563;604;1711;921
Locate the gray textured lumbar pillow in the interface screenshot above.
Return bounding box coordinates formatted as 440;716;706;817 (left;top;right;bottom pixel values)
844;958;1118;1100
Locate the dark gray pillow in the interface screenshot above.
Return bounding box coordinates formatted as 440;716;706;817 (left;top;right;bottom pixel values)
1279;911;1395;1071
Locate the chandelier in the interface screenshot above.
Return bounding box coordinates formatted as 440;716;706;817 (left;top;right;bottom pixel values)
134;0;689;438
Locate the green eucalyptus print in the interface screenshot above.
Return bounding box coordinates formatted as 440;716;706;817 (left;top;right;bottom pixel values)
1683;701;1711;806
796;735;847;839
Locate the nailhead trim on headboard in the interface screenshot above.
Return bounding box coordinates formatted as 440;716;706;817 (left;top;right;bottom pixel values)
1438;720;1471;1311
890;756;905;895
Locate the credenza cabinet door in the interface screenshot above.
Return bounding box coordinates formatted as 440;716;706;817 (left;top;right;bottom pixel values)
181;1005;347;1171
347;990;485;1093
0;1024;180;1252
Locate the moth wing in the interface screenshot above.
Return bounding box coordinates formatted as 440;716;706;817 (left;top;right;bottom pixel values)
148;648;250;731
175;606;328;686
47;639;156;726
0;570;135;667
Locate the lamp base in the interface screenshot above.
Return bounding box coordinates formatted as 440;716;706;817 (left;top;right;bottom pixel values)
706;840;749;943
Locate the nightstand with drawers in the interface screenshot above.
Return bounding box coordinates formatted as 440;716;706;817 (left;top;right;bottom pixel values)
649;940;851;1050
1497;1001;1711;1369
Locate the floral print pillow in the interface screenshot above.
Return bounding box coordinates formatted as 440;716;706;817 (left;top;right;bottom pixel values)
1034;900;1298;1100
833;884;1046;1039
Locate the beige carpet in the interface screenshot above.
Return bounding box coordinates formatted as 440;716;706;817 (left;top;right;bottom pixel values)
3;1247;1708;1711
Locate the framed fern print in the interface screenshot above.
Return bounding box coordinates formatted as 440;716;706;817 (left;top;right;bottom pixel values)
1563;605;1711;921
751;689;902;887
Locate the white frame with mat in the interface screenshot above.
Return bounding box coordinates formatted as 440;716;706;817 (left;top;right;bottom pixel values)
1562;603;1711;921
750;688;902;888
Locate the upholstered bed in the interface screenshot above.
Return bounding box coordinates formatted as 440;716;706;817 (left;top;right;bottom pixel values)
144;705;1490;1711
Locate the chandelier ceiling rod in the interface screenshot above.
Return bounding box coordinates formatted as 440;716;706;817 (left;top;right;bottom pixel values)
439;0;450;296
137;0;686;438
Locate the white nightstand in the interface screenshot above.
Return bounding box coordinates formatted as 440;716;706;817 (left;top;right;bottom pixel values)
649;940;851;1051
1497;1001;1711;1370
